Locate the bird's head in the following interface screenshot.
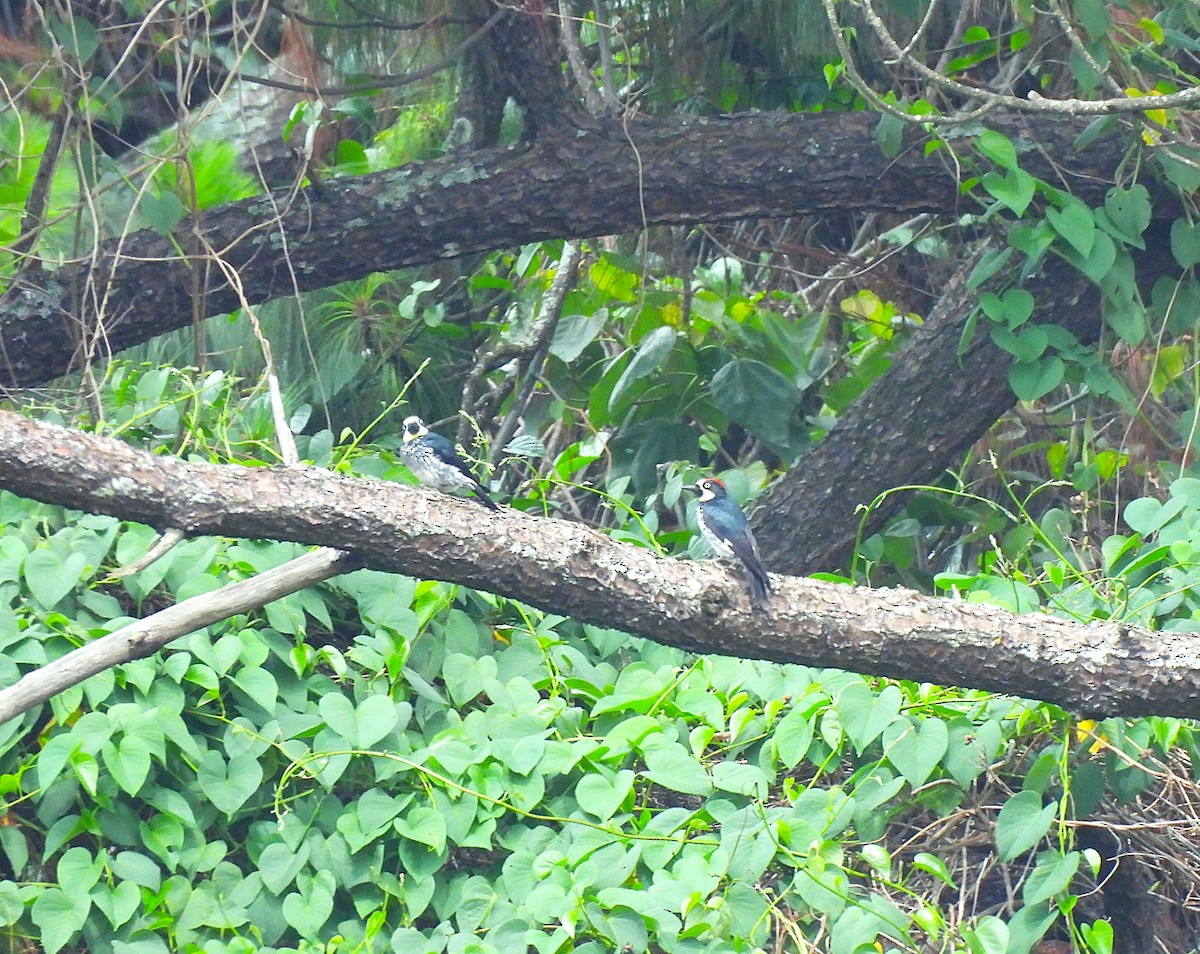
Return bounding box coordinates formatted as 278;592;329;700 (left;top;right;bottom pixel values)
689;477;727;503
401;416;428;442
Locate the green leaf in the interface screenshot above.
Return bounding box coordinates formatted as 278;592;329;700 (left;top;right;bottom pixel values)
31;887;90;954
282;869;336;938
1046;199;1096;257
393;805;446;850
24;549;88;610
1062;229;1116;283
1124;495;1184;535
836;682;901;755
93;878;140;930
50;15;99;63
962;916;1008;954
591;665;668;716
58;846;102;894
318;693;357;743
976;130;1018;169
1080;919;1114;954
1171;219;1200;269
710;358;799;449
995;790;1056;861
1102;185;1151;247
37;733;80;791
1104;295;1146;345
981;168;1035;216
233;667;278;714
1158;149;1200;193
990;324;1047;362
874;112;904;159
945;719;1003;788
575;770;634;821
883;717;948;787
355;694;398;748
1073;0;1110;36
608;326;676;415
258;841;310;896
642;742;713;796
196;751;262;816
712;760;770;798
1008;356;1063;401
103;733;152;796
967;246;1014;289
111;851;162;891
979;289;1034;329
140;191;186;237
550;311;607;363
357;788;408;833
913;851;957;887
1005;904;1058;954
774;705;816;768
0;882;22;926
1023;850;1080;906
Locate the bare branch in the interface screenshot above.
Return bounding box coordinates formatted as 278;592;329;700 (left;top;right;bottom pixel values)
0;410;1197;718
109;526;185;578
0;547;356;726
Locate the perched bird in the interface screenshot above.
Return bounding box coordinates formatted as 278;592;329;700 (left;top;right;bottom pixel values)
399;415;499;512
688;477;771;603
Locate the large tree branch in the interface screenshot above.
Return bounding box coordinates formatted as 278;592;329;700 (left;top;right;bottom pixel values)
0;410;1197;718
2;112;1131;387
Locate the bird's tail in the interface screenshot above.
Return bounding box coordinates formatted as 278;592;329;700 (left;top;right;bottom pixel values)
471;480;500;512
745;560;771;604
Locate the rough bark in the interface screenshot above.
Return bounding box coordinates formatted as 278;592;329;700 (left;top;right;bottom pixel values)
0;409;1197;718
1;112;1131;388
752;247;1097;573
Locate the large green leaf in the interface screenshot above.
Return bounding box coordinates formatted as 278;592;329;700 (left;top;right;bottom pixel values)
710;357;798;449
608;326;677;415
995;790;1055;861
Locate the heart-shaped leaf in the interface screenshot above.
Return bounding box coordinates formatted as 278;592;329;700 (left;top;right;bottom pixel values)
1008;356;1064;402
197;751;262;816
1172;219;1200;268
24;550;88;610
575;770;634;821
884;718;949;787
982;168;1035;216
282;870;335;937
837;682;902;755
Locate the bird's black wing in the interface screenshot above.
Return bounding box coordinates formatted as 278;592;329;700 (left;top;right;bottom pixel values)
729;531;771;603
425;432;499;511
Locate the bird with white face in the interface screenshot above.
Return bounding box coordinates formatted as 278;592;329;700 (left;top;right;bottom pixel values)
687;477;771;603
399;415;499;512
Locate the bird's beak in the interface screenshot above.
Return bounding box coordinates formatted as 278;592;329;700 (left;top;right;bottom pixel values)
683;484;700;494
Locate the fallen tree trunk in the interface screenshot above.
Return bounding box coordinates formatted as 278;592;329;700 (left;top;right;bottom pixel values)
0;409;1195;718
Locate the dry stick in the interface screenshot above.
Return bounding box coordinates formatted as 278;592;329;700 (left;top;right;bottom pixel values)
109;527;185;578
0;547;357;726
489;240;582;463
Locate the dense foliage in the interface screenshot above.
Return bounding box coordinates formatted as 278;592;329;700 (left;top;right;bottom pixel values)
0;366;1194;954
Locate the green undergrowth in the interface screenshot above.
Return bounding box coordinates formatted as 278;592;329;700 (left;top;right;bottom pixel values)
0;369;1196;954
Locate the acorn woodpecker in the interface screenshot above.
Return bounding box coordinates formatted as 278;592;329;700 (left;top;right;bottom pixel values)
688;477;771;603
399;415;499;512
